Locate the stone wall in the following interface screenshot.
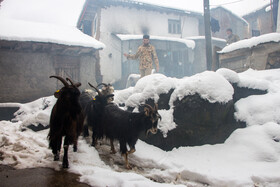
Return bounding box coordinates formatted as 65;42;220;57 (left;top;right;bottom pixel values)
219;42;280;72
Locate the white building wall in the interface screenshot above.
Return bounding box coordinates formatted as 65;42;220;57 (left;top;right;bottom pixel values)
98;6;200;83
277;1;280;32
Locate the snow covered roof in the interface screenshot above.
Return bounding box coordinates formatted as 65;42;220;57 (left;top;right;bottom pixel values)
116;34;195;49
0;18;105;49
78;0;202;28
129;0;202;15
219;33;280;54
186;35;226;43
242;3;271;17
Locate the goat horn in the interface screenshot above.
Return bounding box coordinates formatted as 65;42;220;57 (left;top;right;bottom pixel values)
143;104;154;112
88;82;102;96
66;77;75;86
97;83;108;87
154;103;158;111
66;77;81;87
50;75;69;87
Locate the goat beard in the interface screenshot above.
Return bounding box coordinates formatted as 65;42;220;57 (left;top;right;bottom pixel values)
146;127;158;136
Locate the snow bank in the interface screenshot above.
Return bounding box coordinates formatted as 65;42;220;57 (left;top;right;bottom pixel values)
10;96;56;129
169;71;233;105
0;18;105;49
220;33;280;53
120;72;233;108
114;71;233;136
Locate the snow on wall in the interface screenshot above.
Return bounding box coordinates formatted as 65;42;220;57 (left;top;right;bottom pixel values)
0;18;105;49
98;5;200;83
220;33;280;53
114;72;233;136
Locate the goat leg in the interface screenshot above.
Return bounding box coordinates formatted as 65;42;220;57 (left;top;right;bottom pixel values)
122;153;132;170
62;137;69;168
110;139;116;154
83;125;89;137
73;139;78;152
54;150;60;161
51;138;61;161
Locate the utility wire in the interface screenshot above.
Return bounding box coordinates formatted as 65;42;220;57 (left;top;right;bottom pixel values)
209;0;249;6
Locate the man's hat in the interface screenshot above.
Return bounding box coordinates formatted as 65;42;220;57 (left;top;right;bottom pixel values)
143;34;150;39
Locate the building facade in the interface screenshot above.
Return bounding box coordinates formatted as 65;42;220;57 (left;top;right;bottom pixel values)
78;0;204;87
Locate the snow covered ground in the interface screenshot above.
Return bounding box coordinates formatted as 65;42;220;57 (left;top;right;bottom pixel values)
1;68;280;187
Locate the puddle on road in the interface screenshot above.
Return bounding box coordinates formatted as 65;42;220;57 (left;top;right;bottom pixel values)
0;165;90;187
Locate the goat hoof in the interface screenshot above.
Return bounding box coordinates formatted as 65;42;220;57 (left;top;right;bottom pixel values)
126;165;132;170
54;155;59;161
73;147;77;152
63;161;69;168
128;149;135;154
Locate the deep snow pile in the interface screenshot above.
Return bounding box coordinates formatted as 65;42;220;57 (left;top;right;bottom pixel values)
1;68;280;187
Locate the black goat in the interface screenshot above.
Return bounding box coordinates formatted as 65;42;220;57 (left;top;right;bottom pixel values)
82;83;114;146
48;76;84;168
102;103;161;169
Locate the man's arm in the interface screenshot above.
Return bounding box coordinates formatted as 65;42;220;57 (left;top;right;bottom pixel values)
124;46;141;60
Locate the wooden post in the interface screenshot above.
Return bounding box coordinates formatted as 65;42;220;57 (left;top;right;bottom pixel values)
204;0;213;70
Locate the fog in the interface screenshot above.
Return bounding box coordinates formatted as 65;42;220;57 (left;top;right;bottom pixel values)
0;0;272;26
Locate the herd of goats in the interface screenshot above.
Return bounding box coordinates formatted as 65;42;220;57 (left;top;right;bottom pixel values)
48;76;162;169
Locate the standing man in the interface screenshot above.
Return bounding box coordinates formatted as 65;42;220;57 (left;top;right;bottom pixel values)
124;35;159;78
226;28;240;45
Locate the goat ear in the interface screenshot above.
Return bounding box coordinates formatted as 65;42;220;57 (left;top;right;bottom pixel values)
54;90;60;98
144;107;150;116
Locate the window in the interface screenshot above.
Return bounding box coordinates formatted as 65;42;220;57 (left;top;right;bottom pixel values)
168;19;181;34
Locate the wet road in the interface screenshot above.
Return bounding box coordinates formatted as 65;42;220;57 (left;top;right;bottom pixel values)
0;165;90;187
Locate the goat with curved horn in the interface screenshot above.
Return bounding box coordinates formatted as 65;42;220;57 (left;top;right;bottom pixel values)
50;76;69;87
143;104;155;112
88;82;102;96
66;77;81;87
142;103;162;121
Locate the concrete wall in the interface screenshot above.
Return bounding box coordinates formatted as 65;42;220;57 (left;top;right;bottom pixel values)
211;7;249;40
98;6;200;83
190;37;227;74
0;48;97;103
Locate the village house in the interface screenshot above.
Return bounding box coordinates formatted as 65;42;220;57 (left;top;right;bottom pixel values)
78;0;214;88
0;18;104;103
243;2;278;38
210;6;249;40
